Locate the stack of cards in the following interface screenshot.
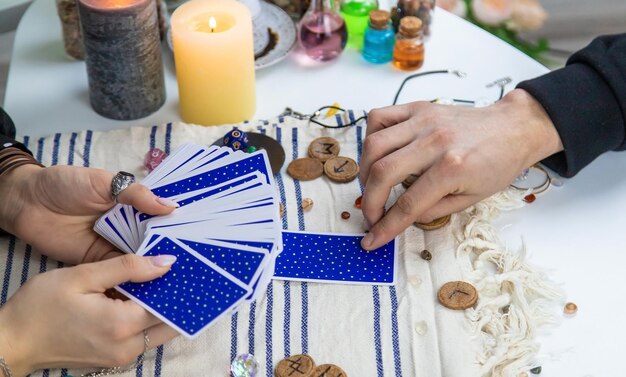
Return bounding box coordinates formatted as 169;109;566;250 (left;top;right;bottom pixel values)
95;143;399;339
95;144;282;338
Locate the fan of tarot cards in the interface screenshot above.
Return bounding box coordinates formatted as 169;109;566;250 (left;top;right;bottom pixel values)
95;144;397;339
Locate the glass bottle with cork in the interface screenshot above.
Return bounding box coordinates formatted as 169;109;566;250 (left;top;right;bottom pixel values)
392;16;424;71
340;0;378;50
362;10;395;64
391;0;435;36
298;0;348;61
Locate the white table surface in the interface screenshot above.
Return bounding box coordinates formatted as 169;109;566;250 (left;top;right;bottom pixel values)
5;0;626;375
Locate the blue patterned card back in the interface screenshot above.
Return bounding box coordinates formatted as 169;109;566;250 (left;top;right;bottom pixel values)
273;231;397;285
151;152;270;198
117;237;250;338
178;238;267;285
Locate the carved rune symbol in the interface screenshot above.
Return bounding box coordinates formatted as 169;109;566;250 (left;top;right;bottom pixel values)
316;366;344;377
287;357;307;376
448;287;470;300
318;142;335;155
333;161;349;173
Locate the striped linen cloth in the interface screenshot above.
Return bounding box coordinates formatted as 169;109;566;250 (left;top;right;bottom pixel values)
1;112;481;377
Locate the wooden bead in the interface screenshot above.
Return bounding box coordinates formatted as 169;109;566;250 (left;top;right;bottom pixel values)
564;302;578;316
355;195;362;209
301;198;314;211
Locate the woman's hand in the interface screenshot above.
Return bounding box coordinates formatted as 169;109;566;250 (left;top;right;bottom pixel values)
0;164;177;264
359;89;564;250
0;254;179;376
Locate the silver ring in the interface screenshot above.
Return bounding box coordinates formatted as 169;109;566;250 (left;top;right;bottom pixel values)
111;171;136;202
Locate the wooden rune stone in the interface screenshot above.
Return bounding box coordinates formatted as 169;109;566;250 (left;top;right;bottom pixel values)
438;281;478;310
313;364;347;377
287;158;324;181
275;354;316;377
308;137;340;162
324;157;359;183
414;214;451;230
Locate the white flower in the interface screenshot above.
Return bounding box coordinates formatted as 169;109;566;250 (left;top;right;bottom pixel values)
508;0;548;31
437;0;468;17
471;0;513;26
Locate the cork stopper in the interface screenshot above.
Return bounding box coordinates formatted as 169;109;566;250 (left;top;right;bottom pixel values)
399;16;422;38
369;10;391;30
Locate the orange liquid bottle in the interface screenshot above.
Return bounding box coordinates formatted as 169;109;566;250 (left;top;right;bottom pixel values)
392;16;424;71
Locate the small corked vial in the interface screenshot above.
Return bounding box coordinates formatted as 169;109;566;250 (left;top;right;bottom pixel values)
392;16;425;71
301;198;314;211
564;302;578;316
362;10;395;64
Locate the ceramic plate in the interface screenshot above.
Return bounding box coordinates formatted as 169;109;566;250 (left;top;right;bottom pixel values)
166;2;297;70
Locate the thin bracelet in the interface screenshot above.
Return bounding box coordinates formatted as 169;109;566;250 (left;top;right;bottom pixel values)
510;164;551;194
0;148;44;177
0;357;13;377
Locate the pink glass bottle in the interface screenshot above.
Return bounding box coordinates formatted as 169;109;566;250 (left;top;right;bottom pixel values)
298;0;348;61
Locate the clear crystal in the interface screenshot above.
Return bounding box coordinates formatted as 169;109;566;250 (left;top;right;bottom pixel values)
231;354;260;377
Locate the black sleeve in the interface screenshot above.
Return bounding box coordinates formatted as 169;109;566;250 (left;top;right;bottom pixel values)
517;33;626;177
0;107;32;155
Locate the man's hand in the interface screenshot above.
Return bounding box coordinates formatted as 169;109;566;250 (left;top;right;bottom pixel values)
359;89;563;250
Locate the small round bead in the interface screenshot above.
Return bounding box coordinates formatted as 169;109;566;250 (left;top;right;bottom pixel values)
564;302;578;316
550;177;563;187
143;148;167;172
530;366;542;374
420;249;432;261
301;198;314;211
523;194;536;203
354;195;362;209
341;211;350;220
414;321;428;335
245;146;258;153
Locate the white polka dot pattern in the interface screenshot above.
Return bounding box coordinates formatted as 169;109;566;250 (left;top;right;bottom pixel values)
273;231;397;284
118;237;251;338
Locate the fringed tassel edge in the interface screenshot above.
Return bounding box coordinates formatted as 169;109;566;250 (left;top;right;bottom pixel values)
456;190;565;377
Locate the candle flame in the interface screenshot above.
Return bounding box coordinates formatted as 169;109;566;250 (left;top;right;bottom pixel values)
209;16;217;32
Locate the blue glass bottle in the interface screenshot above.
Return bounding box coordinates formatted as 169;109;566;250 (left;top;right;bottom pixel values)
362;10;395;64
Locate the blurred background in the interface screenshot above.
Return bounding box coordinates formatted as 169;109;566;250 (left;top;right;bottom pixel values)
1;0;625;105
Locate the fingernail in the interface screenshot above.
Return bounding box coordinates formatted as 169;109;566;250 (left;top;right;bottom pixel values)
361;232;375;250
151;255;177;267
156;197;180;208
